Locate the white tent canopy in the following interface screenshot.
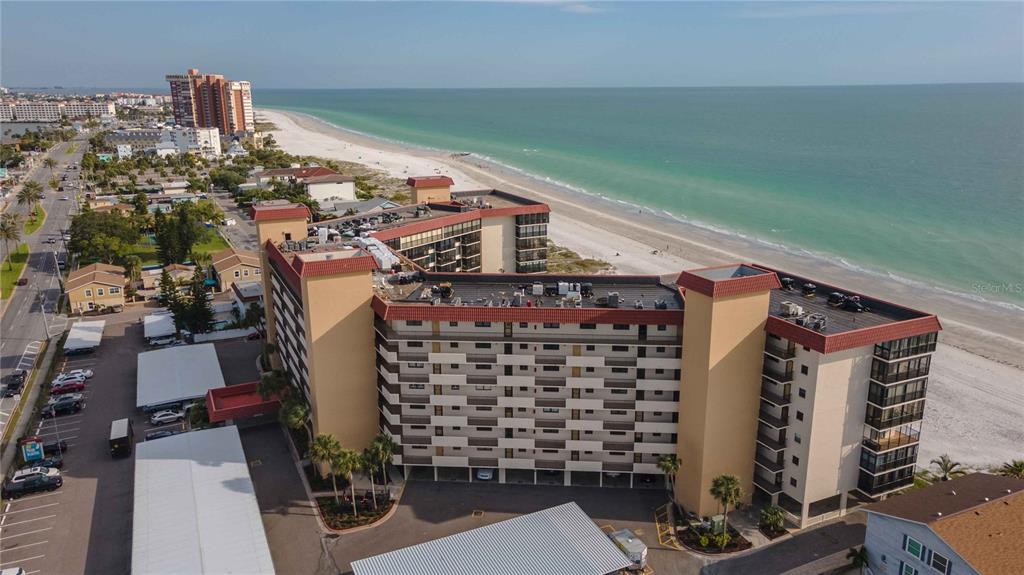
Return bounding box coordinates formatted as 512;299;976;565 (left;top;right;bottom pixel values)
132;425;275;575
143;312;176;340
63;320;105;352
136;343;225;409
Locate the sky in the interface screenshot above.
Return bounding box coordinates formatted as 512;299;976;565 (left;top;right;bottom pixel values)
1;1;1021;89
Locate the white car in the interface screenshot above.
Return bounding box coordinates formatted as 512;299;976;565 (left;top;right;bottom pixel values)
59;196;69;201
51;373;87;386
149;336;176;347
11;467;60;483
475;468;494;481
61;369;94;379
150;410;185;425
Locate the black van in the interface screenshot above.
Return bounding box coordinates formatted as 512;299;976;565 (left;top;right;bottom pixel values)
110;418;134;457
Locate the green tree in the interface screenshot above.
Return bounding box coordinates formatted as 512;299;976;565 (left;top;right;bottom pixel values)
998;459;1024;479
846;546;868;575
48;177;60;192
123;255;143;290
257;369;286;400
16;182;44;221
930;454;966;482
188;398;209;429
133;192;149;216
0;213;23;270
67;210;140;264
280;395;312;450
158;267;178;308
657;454;679;499
153;209;178;265
362;448;380;511
42;157;57;176
309;433;342;501
373;433;396;486
335;449;362;518
759;506;785;533
181;266;214;333
709;474;743;548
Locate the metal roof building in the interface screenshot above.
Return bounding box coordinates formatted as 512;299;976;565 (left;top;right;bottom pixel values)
132;425;275;575
351;502;631;575
143;312;175;340
63;319;106;352
136;343;225;409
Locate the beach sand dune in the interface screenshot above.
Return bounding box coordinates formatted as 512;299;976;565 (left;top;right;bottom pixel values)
259;108;1024;469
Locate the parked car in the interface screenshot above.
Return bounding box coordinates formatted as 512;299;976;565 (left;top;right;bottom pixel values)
62;369;94;379
19;455;63;470
3;380;24;398
2;472;62;499
475;468;495;481
145;430;177;441
150;410;185;425
50;380;86;395
9;370;27;385
10;467;60;484
15;278;28;286
52;373;86;386
149;336;176;347
46;237;57;244
47;392;84;405
42;440;68;456
41;396;83;418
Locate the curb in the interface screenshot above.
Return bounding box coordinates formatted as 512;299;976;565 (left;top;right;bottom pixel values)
0;336;58;476
278;423;332;534
315;492;403;535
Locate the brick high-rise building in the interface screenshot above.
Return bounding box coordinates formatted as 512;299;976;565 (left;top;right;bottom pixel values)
165;69;253;134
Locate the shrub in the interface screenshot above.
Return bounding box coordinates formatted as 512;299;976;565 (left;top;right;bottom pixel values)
698;535;710;548
714;532;732;549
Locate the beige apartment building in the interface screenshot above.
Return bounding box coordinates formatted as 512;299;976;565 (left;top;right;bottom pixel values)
248;201;941;529
210;247;261;292
65;263;126;314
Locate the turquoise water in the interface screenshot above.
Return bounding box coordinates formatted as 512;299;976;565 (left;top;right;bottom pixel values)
258;85;1024;306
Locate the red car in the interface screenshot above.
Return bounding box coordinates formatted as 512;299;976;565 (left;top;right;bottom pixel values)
51;380;86;395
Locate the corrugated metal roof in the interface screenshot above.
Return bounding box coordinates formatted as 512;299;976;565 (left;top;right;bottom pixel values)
136;343;225;408
132;426;275;575
351;502;631;575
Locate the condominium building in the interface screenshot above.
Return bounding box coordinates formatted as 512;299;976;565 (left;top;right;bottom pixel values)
104;127;221;158
247;201;941;529
166;69;253;134
2;99;114;121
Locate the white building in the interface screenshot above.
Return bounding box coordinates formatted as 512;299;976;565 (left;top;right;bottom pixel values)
117;144;133;160
162;126;222;159
5;99;115;121
0;104;13;122
13;101;62;121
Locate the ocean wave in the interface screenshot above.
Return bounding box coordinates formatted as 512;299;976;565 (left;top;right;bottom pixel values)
266;106;1024;314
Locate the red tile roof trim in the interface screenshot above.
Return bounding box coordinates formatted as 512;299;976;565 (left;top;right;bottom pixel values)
266;240;302;294
206;382;281;423
407;176;454;188
370;204;551;242
676;264;782;298
479;203;551;219
766;314;942;354
250;204;311;222
372;295;683;325
293;251;380;278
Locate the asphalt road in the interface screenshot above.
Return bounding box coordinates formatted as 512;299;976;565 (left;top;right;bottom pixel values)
1;137;86;437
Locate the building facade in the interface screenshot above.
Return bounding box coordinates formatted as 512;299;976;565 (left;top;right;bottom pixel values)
165;69;253;134
65;263;126;314
250;202;942;525
2;99;114;122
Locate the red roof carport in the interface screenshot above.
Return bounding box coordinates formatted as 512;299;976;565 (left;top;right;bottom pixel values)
206;382;281;423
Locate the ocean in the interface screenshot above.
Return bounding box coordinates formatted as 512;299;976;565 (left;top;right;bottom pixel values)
256;84;1024;307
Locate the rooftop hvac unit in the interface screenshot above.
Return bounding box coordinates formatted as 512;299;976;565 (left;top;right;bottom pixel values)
780;277;795;291
532;282;544;296
806;313;828;332
557;281;570;295
607;291;621;308
634;299;644;310
779;301;803;317
801;283;817;297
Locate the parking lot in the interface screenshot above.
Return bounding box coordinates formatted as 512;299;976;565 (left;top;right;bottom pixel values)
0;305;261;574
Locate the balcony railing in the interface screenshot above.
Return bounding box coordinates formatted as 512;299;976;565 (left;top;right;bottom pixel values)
535;355;567;365
764;343;796;360
758;409;789;429
468;417;498;427
467;376;497;386
857;472;914;496
467;354;497;363
865;410;924;431
467;396;499;406
469;457;498;468
535;439;566;450
760;382;791;406
603;441;634;452
605;379;636;389
536;398;566;408
604;421;635;431
753;474;783;494
754;454;784;473
604;399;636;410
536;419;566;429
862;430;920;453
867;389;927;408
535;377;566;387
606;357;638;367
399;394;430;404
403;455;432;465
401;415;431;425
398;374;430;383
468;437;499;447
537;460;566;470
860;455;918;475
603;462;633;473
756;433;786;451
763;365;794;383
403;435;432;445
397;352;428;362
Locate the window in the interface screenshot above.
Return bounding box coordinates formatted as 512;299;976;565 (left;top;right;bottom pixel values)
408;362;424;368
542;344;559;350
407;341;424;348
796;411;804;421
475;386;488;391
586;345;595;351
542;366;559;372
613;324;629;330
585;367;594;373
899;562;919;575
543;322;559;329
519;322;528;328
794;433;802;444
243;269;250;276
409;384;425;390
789;477;797;487
97;288;105;296
580;323;596;330
407;320;423;326
234;270;241;278
801;365;809;375
520;344;528;349
475;343;491;349
791;455;800;465
449;322;458;327
474;322;491;328
612;345;628;352
798;388;806;398
903;535;923;560
930;552;950;574
657;325;667;331
476;364;491;370
255;268;261;275
542;408;558;413
108;287;121;294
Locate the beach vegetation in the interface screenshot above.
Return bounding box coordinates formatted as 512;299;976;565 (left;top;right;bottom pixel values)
930;454;966;481
546;240;612;274
997;459;1024;479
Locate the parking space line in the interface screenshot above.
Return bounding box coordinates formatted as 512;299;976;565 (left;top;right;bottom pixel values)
0;539;49;551
2;503;59;515
0;515;56;528
3;493;59;504
0;554;45;566
0;527;52;541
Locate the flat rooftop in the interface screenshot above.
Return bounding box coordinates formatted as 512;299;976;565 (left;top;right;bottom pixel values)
384;273;682;310
136;343;226;408
766;269;931;335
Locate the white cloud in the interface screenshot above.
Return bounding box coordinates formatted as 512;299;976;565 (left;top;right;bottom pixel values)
732;2;925;20
560;3;607;14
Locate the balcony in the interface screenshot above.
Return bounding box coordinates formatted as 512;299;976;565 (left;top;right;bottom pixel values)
536;419;567;429
537;460;566;470
605;379;636;389
753;474;783;494
864;410;924;431
603;441;634;452
401;415;431;425
606;357;637;367
763;365;794;383
754;454;784;473
764;343;796;360
399;395;430;404
467;396;499;406
758;409;789;429
860;455;917;475
403;435;432;445
604;421;635;431
467;375;497;386
867;389;927;408
603;462;633;473
403;455;432;465
468;417;498;427
468;437;499;447
857;471;915;497
535;398;566;408
398;352;428;363
536;439;566;450
760;382;791;406
469;457;498;468
535;377;566;387
467;353;497;363
398;374;430;384
604;399;636;410
862;430;920;453
535;355;567;365
756;433;786;451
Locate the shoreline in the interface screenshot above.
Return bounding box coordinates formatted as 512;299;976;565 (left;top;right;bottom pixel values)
258;106;1024;469
261;107;1023;367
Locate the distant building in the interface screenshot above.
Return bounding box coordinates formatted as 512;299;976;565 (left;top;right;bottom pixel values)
165;68;253;134
225;139;248;158
140;263;195;290
230;281;263;315
326;196;402;217
117;144;132;160
863;473;1024;575
65;263;126;314
3;99;114;121
254;166;356;202
209;247;261;292
105;127;221;158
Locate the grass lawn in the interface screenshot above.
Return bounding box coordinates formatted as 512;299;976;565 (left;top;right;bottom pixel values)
1;244;30;300
23;205;47;236
130;230;231;265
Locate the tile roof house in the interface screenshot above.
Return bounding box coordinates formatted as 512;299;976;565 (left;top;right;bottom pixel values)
254;166;357;203
65;263;126;314
210;247;261;292
862;473;1024;575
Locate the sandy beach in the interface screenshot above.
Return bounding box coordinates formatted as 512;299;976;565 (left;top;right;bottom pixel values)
260;107;1023;468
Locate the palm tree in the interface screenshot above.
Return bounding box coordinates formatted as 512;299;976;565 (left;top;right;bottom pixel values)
759;505;785;533
657;454;679;498
309;433;342;502
257;369;287;400
123;255;143;290
280;397;312;451
191;250;212;270
17;182;44;221
48;177;60;192
930;454;966;481
362;448;380;511
42;157;57;176
373;433;396;486
998;459;1024;479
0;214;23;270
846;546;868;575
335;448;362;517
709;474;743;548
